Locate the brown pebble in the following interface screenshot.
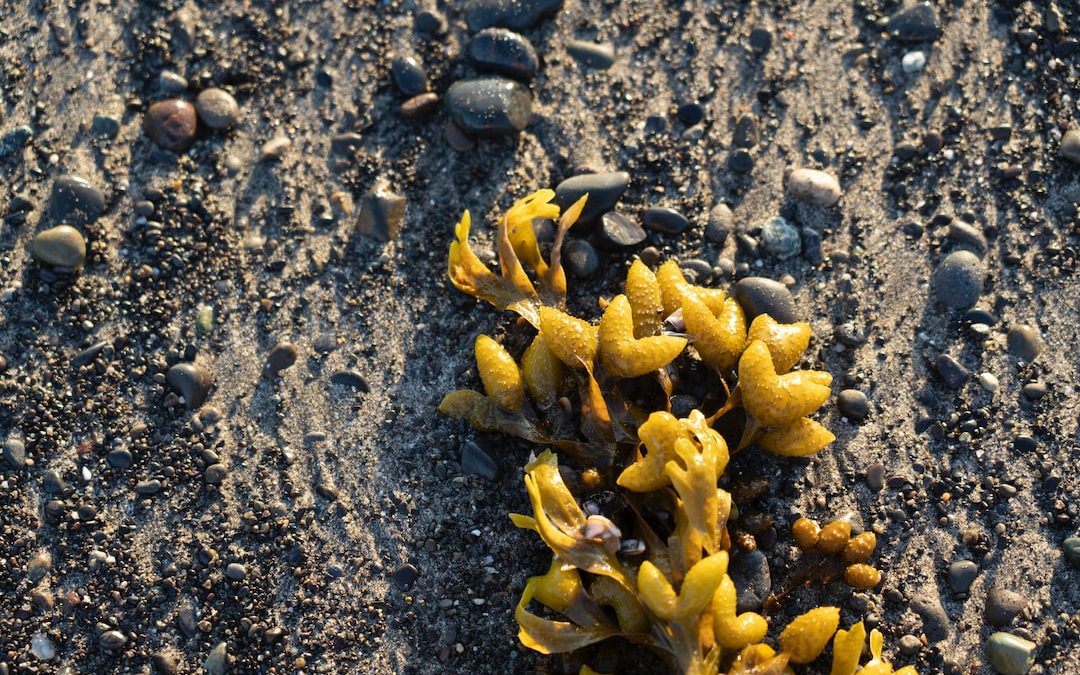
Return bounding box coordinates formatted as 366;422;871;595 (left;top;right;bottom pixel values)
144;99;197;151
400;92;440;118
266;342;299;376
445;121;475;152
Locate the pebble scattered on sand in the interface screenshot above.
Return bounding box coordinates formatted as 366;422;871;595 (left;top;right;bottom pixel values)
144;99;198;151
32;225;86;268
445;78;532;137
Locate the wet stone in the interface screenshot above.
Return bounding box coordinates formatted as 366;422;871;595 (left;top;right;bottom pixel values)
787;168;842;207
599;211;645;247
642;207;690;235
554;171;629;224
391;56;428;96
948;560;978;593
357;186;407;242
985;587;1025;627
760;216;800;259
1061;130;1080;165
837;389;869;421
144;99;197;151
464;0;563;30
932;251;983;309
51;175;106;225
948;220;987;255
415;8;447;34
566;40;616;69
1006;325;1042;362
468;28;539;81
461;440;498;480
107;449;133;469
734;277;798;323
445;78;532;137
887;2;942;42
677;102;704;125
563;239;598;277
706;203;732;244
266;342;299;376
330;370;369;392
400;92;441;118
935;354;969;389
43;470;65;493
392;563;420;590
33;225;86;268
166;363;214;408
195;88;239;129
728;148;754;173
314;335;338;353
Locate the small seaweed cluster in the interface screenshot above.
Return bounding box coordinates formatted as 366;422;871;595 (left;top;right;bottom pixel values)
439;190;915;675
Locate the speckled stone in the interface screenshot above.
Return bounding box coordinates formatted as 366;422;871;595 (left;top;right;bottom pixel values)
32;225;86;268
51;175;106;225
468;28;539;81
932;250;983;309
760;216;801;259
786;168;842;207
445;78;532;137
195;88;240;129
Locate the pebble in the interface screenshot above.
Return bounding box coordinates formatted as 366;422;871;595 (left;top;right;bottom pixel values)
99;631;127;649
1006;325;1042;362
225;562;247;580
899;634;923;656
314;335;338;354
599;211;645;247
144;99;197;151
331;133;363;154
865;463;885;491
357;185;407;241
837;389;869;421
30;634;55;661
947;560;978;593
985;632;1036;675
728;148;754;173
911;591;950;641
786;168;842;207
748;27;772;52
566;40;616;69
27;552;52;581
978;372;999;392
72;341;109;367
677;102;704;125
204;463;227;484
107;448;133;469
728;550;770;612
32;225;87;268
933;354;970;389
706;203;732;244
733;114;758;148
563;239;598;277
3;433;26;468
985;587;1025;627
948;220;987;254
204;642;228;675
399;92;441;118
468;28;539;81
445;78;532;137
330;370;369;392
195;88;239;129
166;363;214;408
260;135;291;161
901;50;927;73
461;440;498;480
159;70;189;92
51;175;106;225
1021;382;1048;399
415;8;447;34
152;653;178;674
886;2;942;42
553;171;629;224
733;277;799;323
464;0;563;30
932;251;983;309
195;305;214;335
1061;130;1080;165
1063;536;1080;567
391;56;428;96
392;563;420;590
266;342;299;376
760;216;801;259
135;480;162;495
641;207;690;235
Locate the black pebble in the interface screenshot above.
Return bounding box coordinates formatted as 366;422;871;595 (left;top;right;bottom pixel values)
728;148;754;173
837;390;869;421
641;207;690;235
934;354;969;389
599;211;645;247
51;175;106;225
392;563;420;590
733;277;798;323
391;56;428;96
749;27;773;51
677;102;704;125
330;370;370;392
563;239;599;277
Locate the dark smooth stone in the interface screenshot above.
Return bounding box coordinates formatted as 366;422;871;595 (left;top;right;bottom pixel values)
445;78;532;137
106;449;133;469
641;207;690;235
72;341;109;368
934;354;969;389
728;148;754;173
400;92;441;119
729;550;770;612
357;188;407;242
468;28;539;81
734;277;798;323
733;114;759;148
985;587;1025;627
677;102;704;125
948;560;978;593
644;115;667;134
553;171;629;224
392;563;420;590
563;239;598;277
99;631;127;650
1053;39;1079;58
51;175;106;225
414;8;447;34
1006;325;1042;362
144;99;197;151
681;260;713;284
313;335;337;353
391;56;428;96
166;363;214;408
135;480;162;495
837;390;869;421
948;220;987;254
887;2;942;42
225;563;247;580
266;342;299;376
1021;382;1048;400
464;0;563;31
330;370;369;392
330;132;363;154
461;440;498;480
932;251;983;309
566;40;615;69
599;211;645;247
749;27;772;51
43;470;66;493
963;308;999;325
1013;435;1036;453
204;463;227;484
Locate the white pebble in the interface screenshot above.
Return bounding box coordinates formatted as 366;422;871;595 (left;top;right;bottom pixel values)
978;372;999;392
902;51;927;73
31;634;55;661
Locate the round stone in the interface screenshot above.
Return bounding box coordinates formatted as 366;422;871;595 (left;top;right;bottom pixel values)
468;28;539;81
978;372;999;392
445;78;532;137
99;631;127;649
760;216;801;259
985;632;1036;675
932;250;983;309
865;463;885;491
225;562;247;580
51;175;106;225
902;50;927;73
166;363;214;408
144;99;197;151
948;220;987;254
677;102;704;125
1006;325;1042;362
733;114;759;148
642;207;690;235
948;560;978;593
706;203;733;244
204;463;227;484
787;168;842;207
3;434;26;469
391;56;428;96
195;88;240;129
392;563;420;590
266;342;299;376
985;587;1025;627
749;27;772;51
728;148;754;173
32;225;86;268
733;277;798;323
599;211;646;247
1061;129;1080;165
553;172;630;224
464;0;563;31
563;239;598;278
837;390;869;421
899;634;923;655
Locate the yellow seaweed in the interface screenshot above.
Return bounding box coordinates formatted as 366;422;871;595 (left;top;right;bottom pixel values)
599;294;687;377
